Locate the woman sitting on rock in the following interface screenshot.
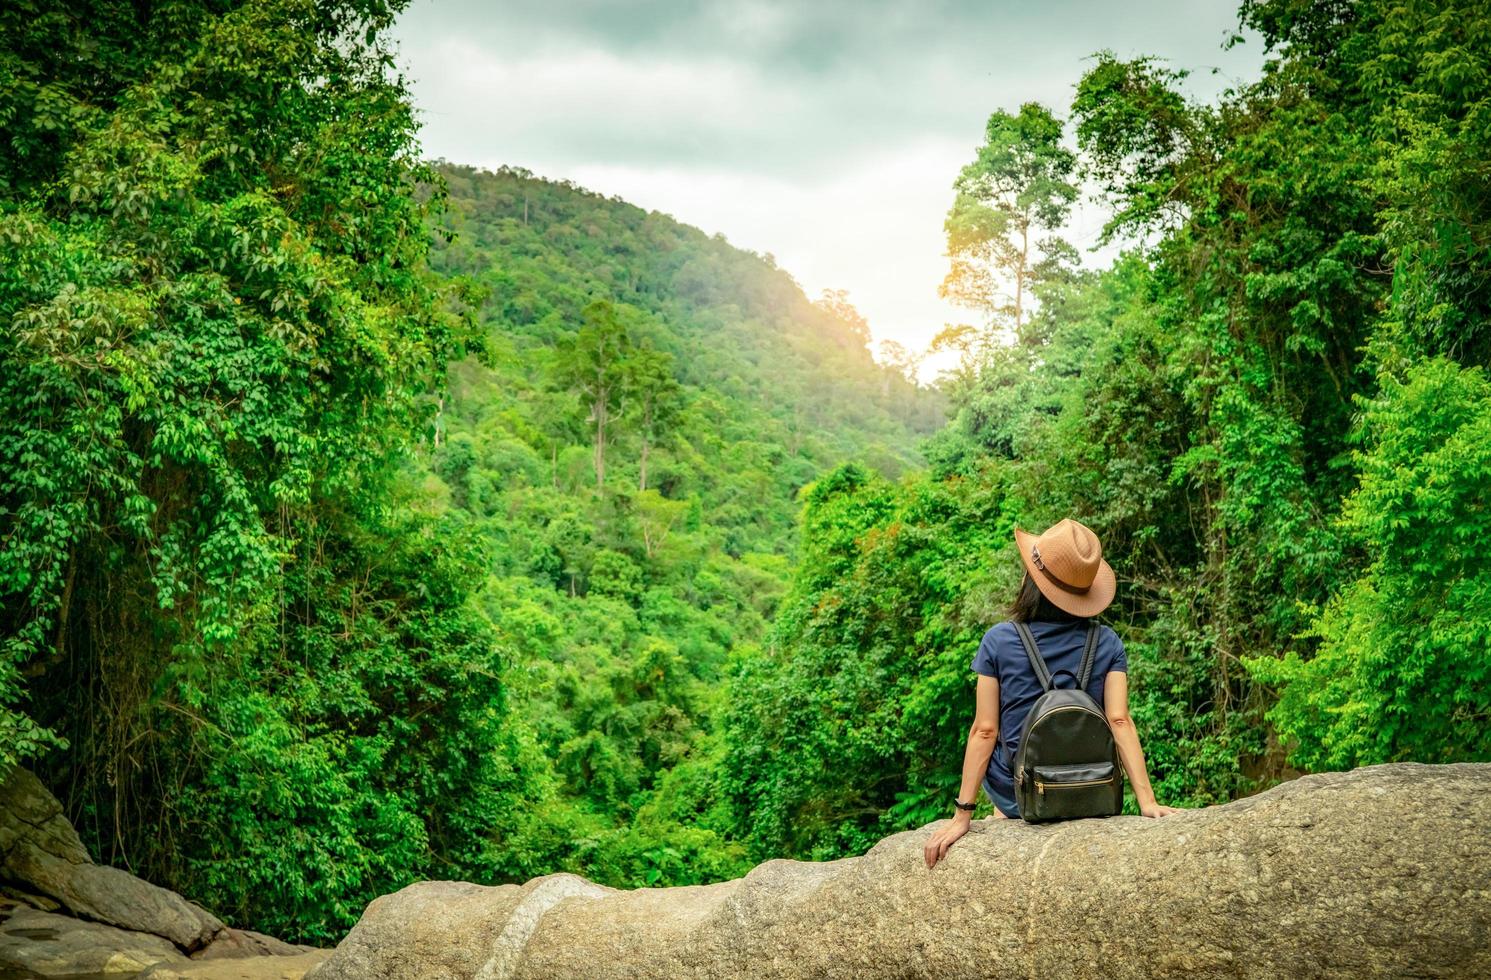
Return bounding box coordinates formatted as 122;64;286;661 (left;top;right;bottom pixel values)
924;519;1179;869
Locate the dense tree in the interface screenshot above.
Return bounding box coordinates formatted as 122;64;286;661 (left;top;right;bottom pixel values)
627;346;682;491
941;103;1078;339
1249;359;1491;768
0;0;537;942
415;163;942;894
1237;0;1491;765
554;300;634;488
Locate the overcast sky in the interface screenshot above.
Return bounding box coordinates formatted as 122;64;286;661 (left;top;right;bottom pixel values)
391;1;1262;374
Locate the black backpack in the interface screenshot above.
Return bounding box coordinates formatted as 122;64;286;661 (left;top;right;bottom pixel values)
1011;621;1124;822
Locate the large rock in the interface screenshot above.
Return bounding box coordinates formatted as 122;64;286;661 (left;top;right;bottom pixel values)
0;897;187;976
0;767;225;951
309;763;1491;979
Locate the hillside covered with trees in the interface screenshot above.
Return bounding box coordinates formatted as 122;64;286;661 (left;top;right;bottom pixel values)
2;0;1488;952
413;164;941;893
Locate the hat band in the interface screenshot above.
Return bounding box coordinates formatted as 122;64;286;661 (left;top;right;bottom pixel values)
1031;545;1091;595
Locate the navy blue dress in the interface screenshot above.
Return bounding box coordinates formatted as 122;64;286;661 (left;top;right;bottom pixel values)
970;618;1128;816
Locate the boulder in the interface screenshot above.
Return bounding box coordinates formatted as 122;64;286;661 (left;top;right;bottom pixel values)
309;763;1491;980
0;769;91;866
0;897;187;976
0;767;226;951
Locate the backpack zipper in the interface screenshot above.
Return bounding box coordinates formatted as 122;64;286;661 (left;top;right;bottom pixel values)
1036;777;1112;795
1034;704;1108;722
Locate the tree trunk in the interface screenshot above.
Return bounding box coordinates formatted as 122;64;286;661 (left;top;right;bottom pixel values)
638;400;652;491
593;393;607;488
1015;222;1028;336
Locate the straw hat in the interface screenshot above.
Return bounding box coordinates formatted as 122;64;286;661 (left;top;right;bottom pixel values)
1013;518;1116;618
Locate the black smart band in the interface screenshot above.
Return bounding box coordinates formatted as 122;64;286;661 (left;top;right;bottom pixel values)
953;798;976;812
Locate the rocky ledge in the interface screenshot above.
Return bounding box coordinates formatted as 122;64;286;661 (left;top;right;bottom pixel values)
309;763;1490;980
0;767;324;979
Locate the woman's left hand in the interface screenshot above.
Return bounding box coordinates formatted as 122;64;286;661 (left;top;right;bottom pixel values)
1140;802;1182;818
923;813;971;869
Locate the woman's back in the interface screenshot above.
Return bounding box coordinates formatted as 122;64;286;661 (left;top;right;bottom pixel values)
978;618;1125;716
972;614;1128;800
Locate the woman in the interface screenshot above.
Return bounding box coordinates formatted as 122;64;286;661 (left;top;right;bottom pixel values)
924;518;1178;869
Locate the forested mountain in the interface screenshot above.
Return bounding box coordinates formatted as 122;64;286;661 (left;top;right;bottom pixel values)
427;163;938;546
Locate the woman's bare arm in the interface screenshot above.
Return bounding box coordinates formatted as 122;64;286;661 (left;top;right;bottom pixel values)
924;674;1000;868
952;674;1001;806
1102;671;1179;818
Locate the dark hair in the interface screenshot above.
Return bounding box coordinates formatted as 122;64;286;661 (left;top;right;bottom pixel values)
1008;572;1085;624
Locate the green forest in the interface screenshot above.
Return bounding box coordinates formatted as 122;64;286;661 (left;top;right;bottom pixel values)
3;0;1489;946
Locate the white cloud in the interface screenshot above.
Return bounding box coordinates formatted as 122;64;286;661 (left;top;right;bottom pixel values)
424;39;767;142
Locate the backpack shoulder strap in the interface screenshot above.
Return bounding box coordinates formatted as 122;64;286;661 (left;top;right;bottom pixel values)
1013;622;1053;692
1077;621;1099;689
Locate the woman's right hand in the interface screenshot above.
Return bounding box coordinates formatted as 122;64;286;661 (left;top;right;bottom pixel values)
923;813;971;869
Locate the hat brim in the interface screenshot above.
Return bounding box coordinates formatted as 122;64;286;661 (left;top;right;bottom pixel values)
1014;526;1116;618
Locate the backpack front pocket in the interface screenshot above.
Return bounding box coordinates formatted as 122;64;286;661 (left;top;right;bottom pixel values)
1020;761;1121;821
1032;761;1116;795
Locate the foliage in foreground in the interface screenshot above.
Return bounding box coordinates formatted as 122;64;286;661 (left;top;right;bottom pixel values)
0;0;540;941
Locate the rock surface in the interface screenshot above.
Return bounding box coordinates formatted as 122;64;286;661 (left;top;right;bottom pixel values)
140;950;332;979
309;763;1491;980
1;767;318;976
0;767;225;951
0;897;187;976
